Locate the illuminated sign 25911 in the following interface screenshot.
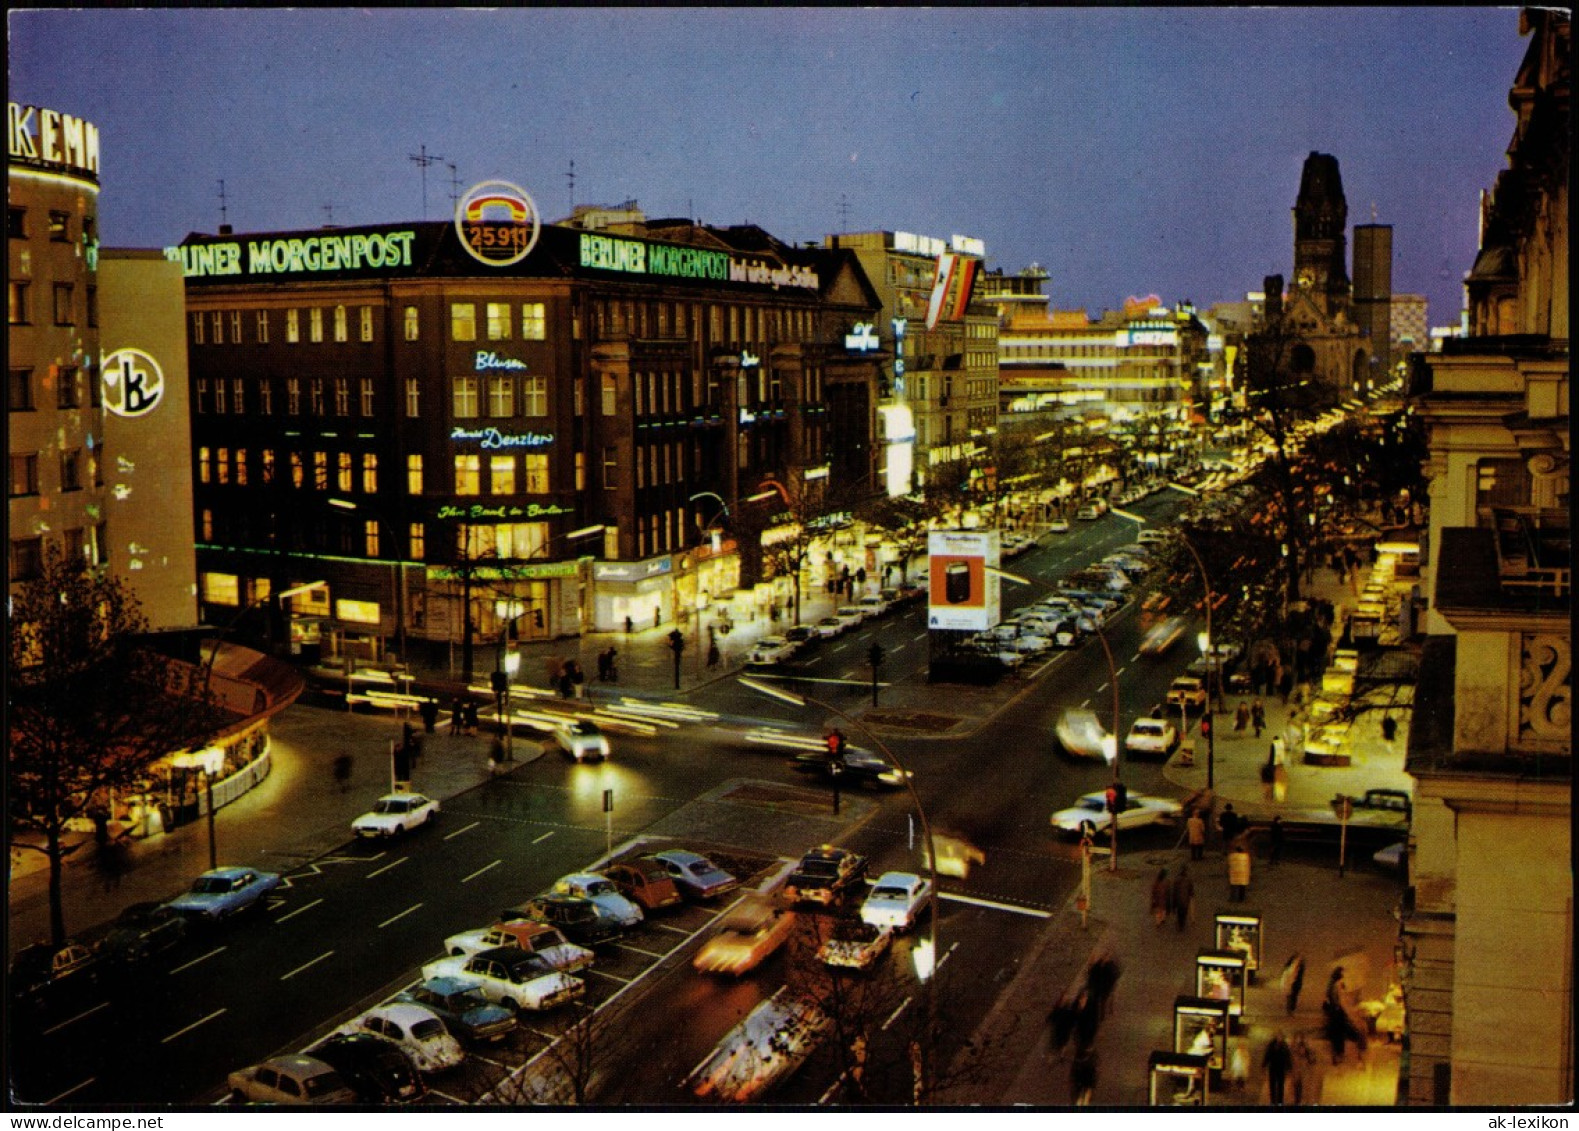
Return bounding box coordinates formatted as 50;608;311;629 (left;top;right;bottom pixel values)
456;180;541;268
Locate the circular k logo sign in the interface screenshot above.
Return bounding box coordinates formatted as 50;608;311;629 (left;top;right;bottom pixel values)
101;348;165;417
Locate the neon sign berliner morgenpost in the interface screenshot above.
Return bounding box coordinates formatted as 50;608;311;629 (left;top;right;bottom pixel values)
455;179;541;267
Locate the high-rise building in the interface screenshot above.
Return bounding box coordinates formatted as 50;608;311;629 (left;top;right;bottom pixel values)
1352;223;1394;384
1390;293;1430;364
1403;8;1570;1106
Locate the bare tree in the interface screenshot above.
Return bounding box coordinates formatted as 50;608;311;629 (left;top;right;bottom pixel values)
8;550;217;945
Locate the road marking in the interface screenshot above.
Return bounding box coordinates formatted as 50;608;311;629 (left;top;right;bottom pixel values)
276;897;323;923
614;942;669;959
280;951;334;981
42;1078;96;1106
462;859;502;883
367;857;407;879
586;967;632;984
443;820;481;841
829;642;848;653
882;996;912;1031
531;831;555;845
887;642;907;655
170;946;227;974
938;890;1052;919
910;632;927;643
652;923;693;936
1130;652;1143;663
429;1089;467;1104
1115;665;1127;679
161;1007;227;1043
379;902;424;929
43;1000;109;1036
937;940;960;971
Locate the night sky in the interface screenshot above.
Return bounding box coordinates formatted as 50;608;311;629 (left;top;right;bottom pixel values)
9;7;1528;323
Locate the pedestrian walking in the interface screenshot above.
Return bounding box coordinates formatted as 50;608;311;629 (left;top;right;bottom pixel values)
450;697;463;735
1269;815;1285;864
419;697;439;734
624;615;634;635
1150;867;1173;927
1324;966;1367;1063
1252;699;1266;738
1047;993;1078;1059
332;753;354;792
463;700;480;733
1170;865;1194;932
707;641;721;668
1280;953;1306;1015
597;650;610;681
1086;955;1120;1020
1072;988;1100;1053
1290;1034;1314;1105
1263;1032;1294;1106
1227;843;1251;901
1186;810;1207;860
568;660;585;700
1218;802;1240;846
1234;700;1250;733
1069;1047;1098;1106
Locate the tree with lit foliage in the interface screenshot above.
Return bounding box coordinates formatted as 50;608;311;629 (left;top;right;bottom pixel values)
8;550;217;946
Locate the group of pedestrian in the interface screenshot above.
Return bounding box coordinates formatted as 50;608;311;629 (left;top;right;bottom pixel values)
1323;965;1370;1065
1048;954;1122;1105
449;697;479;735
1261;1030;1315;1106
556;660;586;700
1232;698;1267;737
1147;864;1196;932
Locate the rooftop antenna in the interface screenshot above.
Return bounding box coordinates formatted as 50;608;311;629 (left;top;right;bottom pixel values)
838;193;850;232
1371;202;1379;222
217;179;229;230
408;145;443;219
445;162;461;213
567;159;576;216
322;203;335;226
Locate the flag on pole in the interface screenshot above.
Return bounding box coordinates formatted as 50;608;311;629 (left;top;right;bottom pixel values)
925;252;958;330
950;257;980;320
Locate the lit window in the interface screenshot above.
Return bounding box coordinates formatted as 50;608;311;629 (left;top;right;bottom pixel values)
524;453;548;493
405;376;420;417
521;302;546;340
452;376;478;418
197;446;210;485
487;375;514;417
523;375;547;417
310;379;325;415
337;451;353;491
333;305;348;342
286;309;300;343
287;378;301;414
313;450;328;490
334;377;350;416
404;306;419;341
290;452;304;487
451;303;476;341
201;571;240;606
409;522;425;560
364;521;380;557
490;455;515;494
210;311;222;343
216;447;229;485
232;378;245;415
575;451;585;491
360;306;374;342
454;454;481;495
48;211;69;240
256;309;269;343
601;374;617;415
261;449;275;483
361;453;378;493
235;448;248;486
191;311;204;345
407;454;423;494
230;310;242;343
8;281;28;325
309;307;324;342
360;378;374;416
213;377;227;414
486;302;511;340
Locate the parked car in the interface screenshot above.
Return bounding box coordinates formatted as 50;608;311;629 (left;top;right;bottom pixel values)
811;616;846;639
782;625;818;649
1166;676;1208;712
351;792;439;839
97;901;188;966
860;872;932;932
603;857;684;911
833;606;867;631
420;947;584;1013
1124;717;1179;758
816;919;892;971
443;919;593;972
1050;790;1183;838
1138;528;1169;546
550;872;644;928
394;976;517;1045
507;894;623;946
1076;505;1102;521
227;1055;357;1106
782;846;868;907
551;719;610;762
1055;708;1110;761
9;940;101;1010
1139;617;1187;656
1048;518;1071;533
308;1033;425;1105
856;593;889;617
337;1002;465;1074
693;897;796;976
164;866;281;923
747;635;799;666
652;849;739;900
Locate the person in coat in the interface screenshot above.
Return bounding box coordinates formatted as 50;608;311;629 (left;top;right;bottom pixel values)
1150;868;1172;927
1263;1032;1294;1106
1186;810;1207;860
1170;865;1194;932
1281;952;1306;1015
1227;843;1252;901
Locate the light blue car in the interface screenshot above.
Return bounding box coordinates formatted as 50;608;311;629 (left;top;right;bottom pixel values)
551;872;644;928
164;866;282;922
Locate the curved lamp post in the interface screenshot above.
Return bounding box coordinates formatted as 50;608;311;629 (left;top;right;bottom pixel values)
738;675;941;1103
1166;483;1219;789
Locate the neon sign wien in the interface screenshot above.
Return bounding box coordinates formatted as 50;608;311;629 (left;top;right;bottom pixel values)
101;348;164;417
456;180;541;267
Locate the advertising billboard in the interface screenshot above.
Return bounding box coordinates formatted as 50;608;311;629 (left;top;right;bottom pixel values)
926;530;1001;631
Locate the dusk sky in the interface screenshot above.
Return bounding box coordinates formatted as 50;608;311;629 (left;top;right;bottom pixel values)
10;7;1528;322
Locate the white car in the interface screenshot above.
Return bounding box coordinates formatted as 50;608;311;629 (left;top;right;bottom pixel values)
1124;717;1178;758
833;606;867;631
442;919;594;972
351;793;439;839
816;919;892;970
1050;790;1183;838
811;616;846;639
552;719;610;762
337;1002;465;1074
1056;708;1110;761
747;635;799;665
856;593;889;617
860;871;932;932
421;947;583;1013
1048;518;1071;533
550;872;643;929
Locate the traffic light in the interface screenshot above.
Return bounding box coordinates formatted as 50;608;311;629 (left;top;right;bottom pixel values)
1200;715;1212;739
1105;785;1118;814
1114;781;1128;813
667;629;685;655
868;642;885;668
826;730;847;758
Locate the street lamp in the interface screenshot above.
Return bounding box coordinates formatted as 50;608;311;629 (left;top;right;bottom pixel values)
739;675;942;1103
1167;482;1218;788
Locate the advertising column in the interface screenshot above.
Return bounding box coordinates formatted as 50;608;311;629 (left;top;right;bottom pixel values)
925;530;1000;631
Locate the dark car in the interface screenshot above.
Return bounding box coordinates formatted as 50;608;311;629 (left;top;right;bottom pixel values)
782;846;868;907
308;1033;425;1105
396;977;517;1045
791;747;907;789
506;895;623;947
97;902;188;966
9;940;101;1012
